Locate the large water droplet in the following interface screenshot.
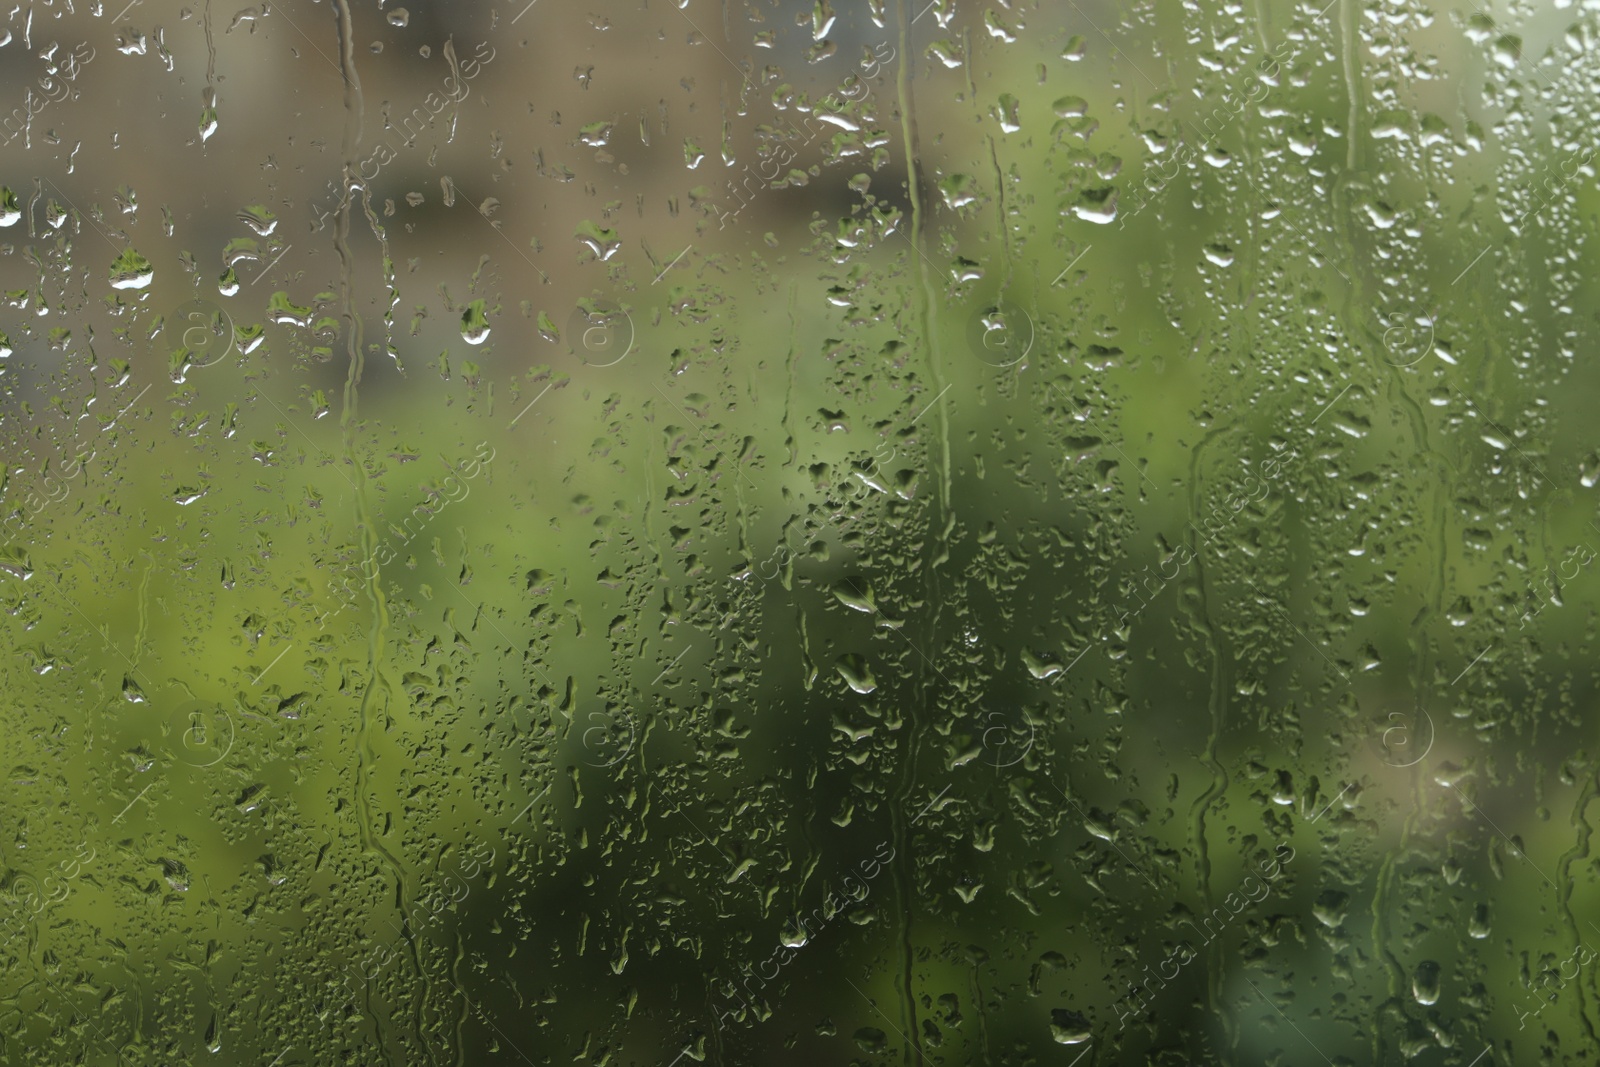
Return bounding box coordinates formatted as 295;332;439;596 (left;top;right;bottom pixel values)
461;299;491;345
995;93;1021;133
835;653;876;694
1069;187;1118;224
1313;889;1349;928
0;547;34;581
1412;960;1441;1006
1050;1008;1091;1044
109;247;155;290
574;220;621;261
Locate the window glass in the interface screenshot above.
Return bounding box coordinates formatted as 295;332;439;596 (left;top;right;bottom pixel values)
0;0;1594;1063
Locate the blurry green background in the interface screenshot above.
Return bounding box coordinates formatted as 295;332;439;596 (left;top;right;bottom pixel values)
1;0;1599;1064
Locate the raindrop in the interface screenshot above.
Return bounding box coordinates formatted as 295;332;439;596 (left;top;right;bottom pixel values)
1580;451;1600;487
461;299;491;345
1069;187;1118;225
1312;890;1349;928
200;87;219;141
939;174;978;210
574;220;621;261
109;247;155;290
1050;1008;1091;1044
1412;960;1441;1006
854;1028;887;1053
1052;96;1088;119
995;93;1021;133
835;653;876;694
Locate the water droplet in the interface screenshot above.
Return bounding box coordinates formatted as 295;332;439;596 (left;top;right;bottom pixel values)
461;299;491;345
109;247;155;290
199;87;219;142
831;581;877;615
835;653;876;694
1271;770;1295;805
1412;960;1441;1006
237;205;277;236
1021;647;1063;680
1069;187;1118;224
939;173;978;210
1313;889;1349;928
574;220;621;261
1581;451;1600;487
995;93;1021;133
1053;97;1088;121
1050;1008;1091;1044
0;550;34;585
853;1028;887;1053
266;291;312;327
1465;13;1496;44
1492;34;1522;68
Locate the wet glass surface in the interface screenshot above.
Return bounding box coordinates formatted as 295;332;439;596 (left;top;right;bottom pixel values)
2;0;1599;1064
